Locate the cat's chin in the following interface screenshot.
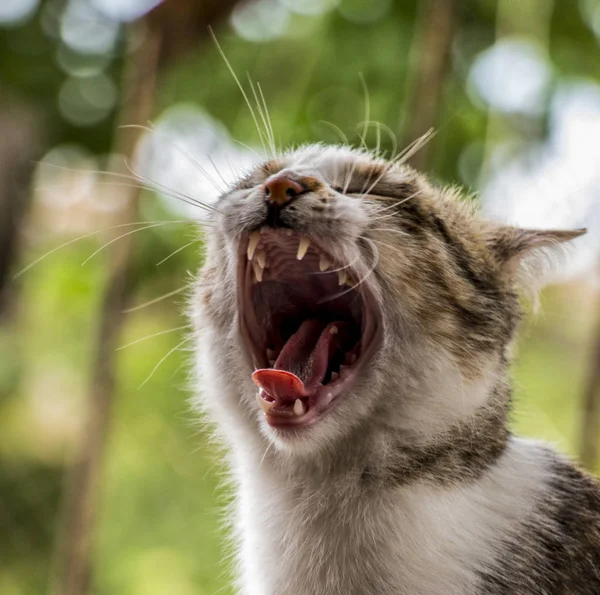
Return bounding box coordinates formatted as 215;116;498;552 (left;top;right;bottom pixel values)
237;227;382;432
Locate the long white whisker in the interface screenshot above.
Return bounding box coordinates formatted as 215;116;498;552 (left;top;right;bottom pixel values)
210;29;270;156
138;336;192;389
123;158;222;212
156;239;200;266
81;221;183;265
247;75;276;158
123;284;190;313
117;325;190;351
14;220;193;278
121;123;226;193
257;81;277;156
38;161;219;213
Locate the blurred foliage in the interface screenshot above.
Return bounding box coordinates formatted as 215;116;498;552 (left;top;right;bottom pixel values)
0;0;598;594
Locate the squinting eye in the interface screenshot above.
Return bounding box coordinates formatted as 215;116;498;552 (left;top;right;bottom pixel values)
331;185;344;193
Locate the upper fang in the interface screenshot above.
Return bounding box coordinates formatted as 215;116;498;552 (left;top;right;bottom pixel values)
247;232;260;260
337;269;348;286
297;236;310;260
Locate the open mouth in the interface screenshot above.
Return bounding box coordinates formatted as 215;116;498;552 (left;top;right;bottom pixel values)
238;228;382;430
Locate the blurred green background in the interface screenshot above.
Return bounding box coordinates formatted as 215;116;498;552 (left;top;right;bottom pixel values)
0;0;599;594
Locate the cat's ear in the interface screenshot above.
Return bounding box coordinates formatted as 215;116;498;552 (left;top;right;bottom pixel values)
487;226;586;276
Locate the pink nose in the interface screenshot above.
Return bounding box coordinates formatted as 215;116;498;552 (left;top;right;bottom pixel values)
264;174;304;206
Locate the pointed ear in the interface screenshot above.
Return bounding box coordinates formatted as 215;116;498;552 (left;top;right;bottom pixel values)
488;226;587;275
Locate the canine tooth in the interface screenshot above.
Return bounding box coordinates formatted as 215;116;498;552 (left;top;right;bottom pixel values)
253;261;264;282
329;325;338;335
337;269;348;286
293;399;306;416
331;371;340;381
247;232;260;260
319;254;332;271
297;236;310;260
266;348;276;360
256;250;266;269
256;392;273;413
345;275;354;287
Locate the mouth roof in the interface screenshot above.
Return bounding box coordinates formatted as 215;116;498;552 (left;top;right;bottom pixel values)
237;228;381;430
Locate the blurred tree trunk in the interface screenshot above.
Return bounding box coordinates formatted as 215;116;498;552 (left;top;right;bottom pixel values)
402;0;460;171
581;298;600;470
0;101;43;319
56;2;240;594
56;20;161;595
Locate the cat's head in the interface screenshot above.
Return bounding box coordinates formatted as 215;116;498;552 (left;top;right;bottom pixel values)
192;144;583;456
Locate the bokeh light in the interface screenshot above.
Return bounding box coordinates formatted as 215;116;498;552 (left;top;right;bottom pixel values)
0;0;39;26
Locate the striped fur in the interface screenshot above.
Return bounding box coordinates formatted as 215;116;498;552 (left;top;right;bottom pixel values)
190;144;594;594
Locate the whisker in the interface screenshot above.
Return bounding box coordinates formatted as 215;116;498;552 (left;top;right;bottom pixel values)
247;75;276;158
210;29;271;156
123;158;222;213
356;120;398;160
38;161;219;213
81;221;185;265
123;284;190;313
257;80;278;156
121;123;227;193
138;336;192;389
358;73;370;152
14;220;193;278
156;239;200;266
356;132;435;200
206;154;231;191
319;121;348;145
117;325;190;351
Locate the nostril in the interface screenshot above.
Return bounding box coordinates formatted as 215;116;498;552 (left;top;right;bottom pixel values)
264;173;304;207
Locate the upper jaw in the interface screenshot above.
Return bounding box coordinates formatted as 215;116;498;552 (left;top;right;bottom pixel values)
236;227;382;432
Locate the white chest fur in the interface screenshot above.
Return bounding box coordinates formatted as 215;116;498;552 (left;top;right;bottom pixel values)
232;439;549;595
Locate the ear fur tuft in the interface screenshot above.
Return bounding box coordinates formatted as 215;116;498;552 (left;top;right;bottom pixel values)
488;227;586;275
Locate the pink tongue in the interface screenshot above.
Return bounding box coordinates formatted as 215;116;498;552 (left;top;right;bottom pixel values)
252;319;343;402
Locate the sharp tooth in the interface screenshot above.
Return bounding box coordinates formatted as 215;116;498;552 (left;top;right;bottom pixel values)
266;348;276;360
319;254;332;271
269;360;275;367
337;269;348;286
256;250;266;269
329;325;338;335
345;275;355;287
331;371;340;381
293;398;306;417
247;232;260;260
256;392;273;413
297;236;310;260
253;260;263;282
350;354;357;364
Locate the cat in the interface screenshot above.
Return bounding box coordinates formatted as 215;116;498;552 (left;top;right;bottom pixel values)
190;143;599;594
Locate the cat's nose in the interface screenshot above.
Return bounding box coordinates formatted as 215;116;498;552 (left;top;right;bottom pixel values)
264;174;304;207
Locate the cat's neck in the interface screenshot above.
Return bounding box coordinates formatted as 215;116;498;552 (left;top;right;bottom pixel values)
234;377;511;491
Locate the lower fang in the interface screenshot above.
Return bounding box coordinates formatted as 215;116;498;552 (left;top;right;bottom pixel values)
253;261;264;282
319;254;332;271
331;371;340;381
293;399;306;416
256;392;273;413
